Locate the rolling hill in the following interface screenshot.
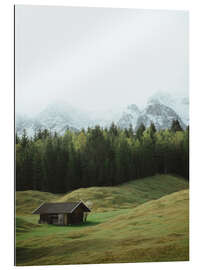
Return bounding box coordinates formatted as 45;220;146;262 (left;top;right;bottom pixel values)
16;190;60;215
16;174;188;215
15;174;189;265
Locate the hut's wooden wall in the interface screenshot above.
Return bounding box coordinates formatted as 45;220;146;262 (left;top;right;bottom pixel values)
38;205;87;225
39;214;58;224
71;205;84;224
64;213;68;225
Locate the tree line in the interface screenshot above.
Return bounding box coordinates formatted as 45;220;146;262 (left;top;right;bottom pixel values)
16;120;189;193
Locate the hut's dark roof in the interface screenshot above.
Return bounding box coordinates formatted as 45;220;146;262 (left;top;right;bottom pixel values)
32;201;91;214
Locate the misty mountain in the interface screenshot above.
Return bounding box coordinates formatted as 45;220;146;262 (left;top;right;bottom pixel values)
16;103;92;137
117;92;188;130
135;102;186;130
117;104;141;129
147;91;189;126
16;92;189;137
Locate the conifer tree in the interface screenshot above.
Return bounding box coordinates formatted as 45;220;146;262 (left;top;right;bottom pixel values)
136;123;146;142
16;122;189;193
16;132;20;144
170;119;183;132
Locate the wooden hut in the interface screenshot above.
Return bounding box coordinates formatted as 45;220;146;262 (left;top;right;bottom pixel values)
32;201;91;225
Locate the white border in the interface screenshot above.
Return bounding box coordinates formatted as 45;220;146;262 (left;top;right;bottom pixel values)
1;0;203;269
10;0;191;10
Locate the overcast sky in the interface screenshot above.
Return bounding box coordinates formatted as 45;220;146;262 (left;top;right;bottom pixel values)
15;6;188;116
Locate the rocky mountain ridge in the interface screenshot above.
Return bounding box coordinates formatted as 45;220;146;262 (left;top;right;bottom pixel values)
16;92;189;137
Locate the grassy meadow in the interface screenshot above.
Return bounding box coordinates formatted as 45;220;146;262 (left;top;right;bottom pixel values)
15;174;189;265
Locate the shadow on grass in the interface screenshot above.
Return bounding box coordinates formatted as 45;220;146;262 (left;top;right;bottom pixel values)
50;220;101;228
16;246;53;266
75;220;101;227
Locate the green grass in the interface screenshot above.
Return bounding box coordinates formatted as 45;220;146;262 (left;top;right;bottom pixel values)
16;190;61;215
16;209;127;241
57;174;188;213
16;217;39;233
16;174;188;215
15;174;189;265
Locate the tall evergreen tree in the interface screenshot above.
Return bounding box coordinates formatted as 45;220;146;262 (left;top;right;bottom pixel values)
16;120;189;193
171;119;183;132
136;123;146;142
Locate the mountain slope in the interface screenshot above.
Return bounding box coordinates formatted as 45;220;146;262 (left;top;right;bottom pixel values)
16;103;91;136
136;101;186;130
117;104;140;129
117;92;188;130
16;92;189;136
148;91;189;126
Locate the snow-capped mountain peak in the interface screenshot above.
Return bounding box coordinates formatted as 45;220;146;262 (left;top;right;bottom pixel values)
16;92;189;137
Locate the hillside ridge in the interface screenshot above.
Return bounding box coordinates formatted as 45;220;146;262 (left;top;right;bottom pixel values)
16;174;189;215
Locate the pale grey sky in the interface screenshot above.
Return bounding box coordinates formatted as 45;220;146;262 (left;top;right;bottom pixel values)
15;6;188;116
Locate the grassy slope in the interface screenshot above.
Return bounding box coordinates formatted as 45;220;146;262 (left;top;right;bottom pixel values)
16;174;188;215
16;217;40;233
16;174;189;265
16;190;61;215
16;189;189;265
57;174;188;212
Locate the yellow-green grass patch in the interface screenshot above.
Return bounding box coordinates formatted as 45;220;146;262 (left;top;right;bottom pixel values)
16;188;189;265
